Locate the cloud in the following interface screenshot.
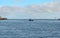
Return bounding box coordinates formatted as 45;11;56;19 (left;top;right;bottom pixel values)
0;6;27;16
27;2;60;13
0;1;60;17
15;2;60;16
0;6;13;16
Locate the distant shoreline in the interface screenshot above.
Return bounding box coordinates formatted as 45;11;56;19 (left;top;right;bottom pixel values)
7;19;58;20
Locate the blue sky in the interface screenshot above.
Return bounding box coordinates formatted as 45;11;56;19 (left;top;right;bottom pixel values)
0;0;52;6
0;0;60;19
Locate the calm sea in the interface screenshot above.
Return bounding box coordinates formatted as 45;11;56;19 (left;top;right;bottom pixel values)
0;19;60;38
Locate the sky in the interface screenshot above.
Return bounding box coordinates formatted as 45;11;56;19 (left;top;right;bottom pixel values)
0;0;60;19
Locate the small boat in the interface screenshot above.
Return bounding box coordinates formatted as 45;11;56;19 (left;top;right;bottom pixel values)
58;19;60;20
29;19;34;21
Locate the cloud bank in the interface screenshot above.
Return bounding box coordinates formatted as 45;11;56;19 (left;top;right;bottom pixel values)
0;1;60;18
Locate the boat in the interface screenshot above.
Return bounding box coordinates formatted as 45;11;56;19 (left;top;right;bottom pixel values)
0;16;7;20
58;18;60;20
29;19;34;21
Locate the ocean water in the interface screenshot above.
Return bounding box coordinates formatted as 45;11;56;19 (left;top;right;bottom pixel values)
0;19;60;38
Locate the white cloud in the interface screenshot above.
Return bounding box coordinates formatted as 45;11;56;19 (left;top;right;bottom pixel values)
0;1;60;18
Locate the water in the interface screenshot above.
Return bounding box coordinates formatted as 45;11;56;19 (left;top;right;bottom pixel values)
0;19;60;38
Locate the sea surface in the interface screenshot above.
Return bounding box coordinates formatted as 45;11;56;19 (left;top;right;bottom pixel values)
0;19;60;38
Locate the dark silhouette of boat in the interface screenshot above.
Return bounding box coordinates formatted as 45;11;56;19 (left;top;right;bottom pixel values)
0;16;7;20
29;19;34;21
58;19;60;20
